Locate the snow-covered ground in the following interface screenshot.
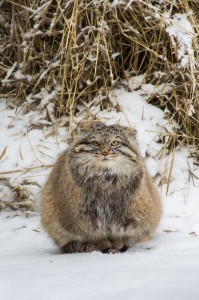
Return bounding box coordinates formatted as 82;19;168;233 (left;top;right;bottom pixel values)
1;213;199;300
0;83;199;299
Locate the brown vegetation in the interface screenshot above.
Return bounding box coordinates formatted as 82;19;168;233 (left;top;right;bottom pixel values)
0;0;198;152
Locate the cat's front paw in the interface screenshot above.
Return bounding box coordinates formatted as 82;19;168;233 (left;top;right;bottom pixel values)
102;248;121;254
61;241;99;253
102;245;128;254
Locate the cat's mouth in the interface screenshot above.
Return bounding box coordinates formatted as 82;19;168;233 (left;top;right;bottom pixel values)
95;154;118;161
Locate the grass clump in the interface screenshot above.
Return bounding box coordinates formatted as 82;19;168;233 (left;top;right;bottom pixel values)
0;0;198;151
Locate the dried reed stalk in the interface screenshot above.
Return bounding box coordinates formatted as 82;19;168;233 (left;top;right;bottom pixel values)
0;0;198;152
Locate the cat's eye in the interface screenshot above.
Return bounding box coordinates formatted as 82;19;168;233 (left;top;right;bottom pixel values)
92;140;100;147
110;140;119;147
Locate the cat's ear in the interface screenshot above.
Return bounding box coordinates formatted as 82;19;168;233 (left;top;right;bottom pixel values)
120;126;137;144
124;127;137;137
114;125;137;137
78;121;103;132
68;121;103;143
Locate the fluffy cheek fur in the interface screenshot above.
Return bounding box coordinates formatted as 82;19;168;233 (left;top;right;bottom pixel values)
74;144;93;153
100;156;137;177
73;151;137;177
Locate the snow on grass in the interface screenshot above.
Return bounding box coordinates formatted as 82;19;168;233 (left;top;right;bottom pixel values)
165;13;195;67
0;82;199;299
0;99;68;210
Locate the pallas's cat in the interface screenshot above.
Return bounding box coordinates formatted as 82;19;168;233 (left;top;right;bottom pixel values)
40;122;162;253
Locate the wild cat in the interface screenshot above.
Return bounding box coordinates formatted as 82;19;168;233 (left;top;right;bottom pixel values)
40;122;162;253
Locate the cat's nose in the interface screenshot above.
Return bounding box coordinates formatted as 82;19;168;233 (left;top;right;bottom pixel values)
102;150;108;156
101;146;111;156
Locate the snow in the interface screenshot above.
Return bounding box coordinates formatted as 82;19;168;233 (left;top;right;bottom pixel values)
0;80;199;299
111;52;121;59
165;13;195;67
0;99;67;209
1;214;199;300
2;62;17;82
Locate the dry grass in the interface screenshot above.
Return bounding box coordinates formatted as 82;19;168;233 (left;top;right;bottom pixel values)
0;0;198;152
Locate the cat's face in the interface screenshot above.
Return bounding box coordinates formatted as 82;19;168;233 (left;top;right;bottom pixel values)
69;123;140;177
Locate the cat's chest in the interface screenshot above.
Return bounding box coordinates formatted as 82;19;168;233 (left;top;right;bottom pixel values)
80;175;139;232
85;201;137;238
81;189;136;232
